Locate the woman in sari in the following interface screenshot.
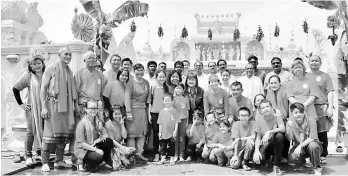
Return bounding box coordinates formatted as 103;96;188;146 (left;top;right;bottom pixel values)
125;63;151;162
265;75;290;164
286;60;320;123
103;69;129;120
203;74;229;122
12;55;45;165
184;71;205;124
166;70;182;94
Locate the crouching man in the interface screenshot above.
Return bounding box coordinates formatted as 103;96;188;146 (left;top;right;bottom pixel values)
286;103;323;176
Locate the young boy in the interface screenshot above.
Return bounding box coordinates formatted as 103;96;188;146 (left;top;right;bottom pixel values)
201;112;220;162
228;81;254;124
157;93;181;165
207;120;233;166
228;107;256;171
186;110;205;162
286;103;322;176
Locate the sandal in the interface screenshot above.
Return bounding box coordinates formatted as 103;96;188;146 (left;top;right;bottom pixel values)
77;164;86;172
337;146;343;153
242;164;251;171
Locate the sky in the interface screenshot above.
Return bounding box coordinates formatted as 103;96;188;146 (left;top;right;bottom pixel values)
35;0;336;52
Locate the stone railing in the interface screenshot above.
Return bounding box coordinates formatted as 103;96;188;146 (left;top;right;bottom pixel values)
1;40;90;150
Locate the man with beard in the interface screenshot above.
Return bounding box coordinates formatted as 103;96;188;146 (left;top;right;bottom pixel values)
40;47;77;172
242;55;266;85
238;63;263;102
104;54;122;83
264;57;292;89
71;51;106;156
144;61;157;87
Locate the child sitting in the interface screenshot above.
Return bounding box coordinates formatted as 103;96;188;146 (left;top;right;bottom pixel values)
229;107;256;171
207;120;233;166
201;112;220;162
186;110;205;162
158;93;181;165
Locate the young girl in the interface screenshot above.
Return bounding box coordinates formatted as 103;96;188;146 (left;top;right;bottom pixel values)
158;93;181;165
201;112;220;162
253;94;265;121
207;120;233;166
173;83;190;162
149;70;169;162
186;110;205;162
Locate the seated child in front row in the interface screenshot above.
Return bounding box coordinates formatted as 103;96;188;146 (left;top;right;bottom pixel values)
286;103;322;176
186;110;205;162
104;107;136;170
158;93;181;165
201;112;220;162
229;107;256;171
207;120;233;166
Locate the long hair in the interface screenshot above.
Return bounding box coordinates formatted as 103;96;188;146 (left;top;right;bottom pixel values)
154;70;169;94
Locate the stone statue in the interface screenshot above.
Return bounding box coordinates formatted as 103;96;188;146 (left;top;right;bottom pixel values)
228;45;235;60
116;32;136;62
202;47;207;61
195;45;202;61
220;45;227;60
177;48;186;61
236;45;240;60
1;28;20;45
213;45;220;60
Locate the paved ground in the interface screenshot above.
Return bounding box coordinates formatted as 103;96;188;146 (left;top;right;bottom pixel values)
2;154;348;175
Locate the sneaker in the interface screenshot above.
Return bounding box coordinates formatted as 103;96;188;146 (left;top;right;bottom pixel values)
25;158;33;166
169;157;176;165
186;156;192;162
136;154;148;161
179;156;185;162
270;166;282;175
173;155;178;162
320;157;327;164
153;154;160;162
313;167;322;176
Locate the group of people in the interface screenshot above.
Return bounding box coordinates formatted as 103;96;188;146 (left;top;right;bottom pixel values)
13;46;338;176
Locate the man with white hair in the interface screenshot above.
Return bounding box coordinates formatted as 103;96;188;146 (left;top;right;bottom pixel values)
68;51;106;156
238;63;264;102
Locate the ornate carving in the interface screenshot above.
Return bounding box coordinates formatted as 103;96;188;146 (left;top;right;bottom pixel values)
25;1;43;29
1;28;20;45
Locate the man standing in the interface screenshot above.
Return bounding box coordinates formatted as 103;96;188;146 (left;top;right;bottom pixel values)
242;55;266;85
144;61;157;87
158;62;167;73
104;54;122;83
71;51;106;155
40;47;77;172
208;61;218;75
264;57;292;89
228;81;253;124
194;61;208;90
238;63;263;102
174;61;184;74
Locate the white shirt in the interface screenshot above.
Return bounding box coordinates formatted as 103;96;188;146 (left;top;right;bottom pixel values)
238;75;264;101
197;73;209;91
143;73;157;87
264;70;293;89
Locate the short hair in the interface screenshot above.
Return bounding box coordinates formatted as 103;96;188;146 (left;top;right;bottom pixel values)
174;61;184;68
221;69;231;75
271;57;282;63
122;58;133;65
84;51;96;60
290;102;305;113
167;70;182;86
28;57;46;74
163;93;174;100
208;61;216;67
205;112;216;119
309;55;322;62
182;60;190;66
294;57;303;62
133;63;144;70
238;106;251;116
86;100;98;108
175;83;185;89
247;55;258;62
268;75;281;83
109;54;121;63
231;81;243;89
258;99;272;109
193;110;204;120
147;61;157;68
194;61;203;66
159;62;167;66
116;69;130;83
217;59;227;66
219;119;231;128
291;60;306;75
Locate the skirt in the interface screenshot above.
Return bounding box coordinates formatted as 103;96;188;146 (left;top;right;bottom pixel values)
125;107;148;137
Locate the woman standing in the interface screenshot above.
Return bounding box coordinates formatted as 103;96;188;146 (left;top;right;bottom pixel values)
166;70;182;94
13;55;45;165
125;63;151;161
286;60;320;123
266;75;290;164
184;71;205;124
203;74;229;121
307;55;335;164
219;69;234;98
103;69;130;124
